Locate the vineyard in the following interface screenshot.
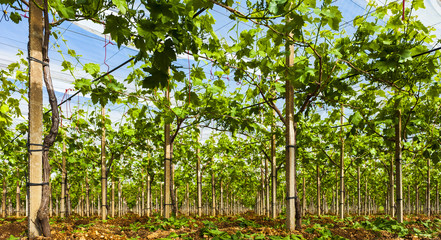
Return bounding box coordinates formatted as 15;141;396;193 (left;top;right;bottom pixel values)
1;0;441;239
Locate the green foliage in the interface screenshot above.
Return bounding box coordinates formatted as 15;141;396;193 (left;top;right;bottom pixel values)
7;235;20;240
353;217;409;237
235;217;260;228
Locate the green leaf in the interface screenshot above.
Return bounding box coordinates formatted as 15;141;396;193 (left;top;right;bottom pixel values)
350;112;362;126
123;128;135;136
142;67;169;89
112;0;128;14
8;235;20;240
275;82;285;93
53;0;75;19
0;104;9;113
168;232;179;238
74;78;92;92
268;0;287;14
104;15;131;47
399;49;412;63
208;229;224;236
9;12;21;24
83;63;101;77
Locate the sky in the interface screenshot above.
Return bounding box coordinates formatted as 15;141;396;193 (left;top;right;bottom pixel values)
1;0;441;142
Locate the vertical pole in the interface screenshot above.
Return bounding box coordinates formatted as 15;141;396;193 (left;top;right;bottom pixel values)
302;177;306;216
80;185;83;216
395;109;403;222
260;161;264;215
186;183;189;215
141;178;145;216
197;147;202;216
317;163;321;216
339;105;344;219
118;180;122;217
416;184;419;214
111;178;115;218
28;0;43;236
86;176;90;217
364;176;368;215
390;154;395;217
2;179;6;218
67;184;71;215
407;185;411;215
164;84;172;218
285;17;296;231
160;182;163;215
265;151;270;217
211;170;216;216
332;186;335;214
434;181;439;214
101;107;107;220
175;187;178;216
220;181;223;215
16;169;20;217
271;114;277;218
61;136;66;218
357;166;361;215
147;174;151;216
426;158;430;216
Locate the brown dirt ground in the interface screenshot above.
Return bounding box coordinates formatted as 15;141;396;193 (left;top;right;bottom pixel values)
1;213;440;239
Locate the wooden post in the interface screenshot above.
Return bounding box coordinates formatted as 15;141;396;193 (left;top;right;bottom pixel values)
118;180;122;217
302;177;306;216
55;198;58;216
197;147;202;217
86;176;90;217
80;185;84;216
211;170;216;216
285;19;296;231
220;181;223;215
186;182;189;215
395;109;403;222
160;182;163;215
407;185;411;215
357;166;361;215
16;169;20;217
364;177;368;215
175;187;178;216
61;135;66;218
67;184;71;215
101;107;107;220
147;174;151;216
164;84;172;218
425;158;430;216
28;0;44;236
141;182;145;216
435;181;439;214
389;154;394;217
416;184;419;214
339;105;344;219
260;161;264;215
332;186;335;214
2;179;6;218
317;163;321;216
265;151;269;217
271;115;277;218
111;178;115;217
